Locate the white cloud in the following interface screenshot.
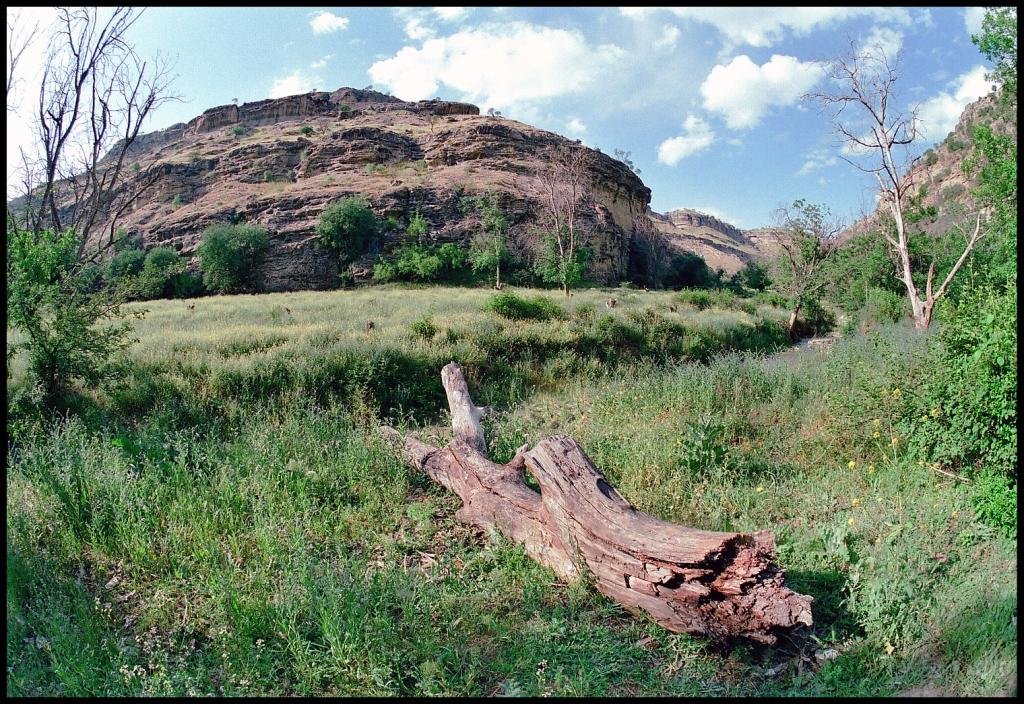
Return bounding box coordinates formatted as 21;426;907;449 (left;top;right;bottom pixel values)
565;117;588;135
310;11;349;35
963;7;986;37
655;25;680;50
368;22;624;113
310;54;333;69
269;71;316;98
796;147;838;176
917;65;995;141
657;114;716;165
619;7;911;48
861;25;902;60
403;16;434;40
700;54;824;129
726;137;743;146
433;7;471;22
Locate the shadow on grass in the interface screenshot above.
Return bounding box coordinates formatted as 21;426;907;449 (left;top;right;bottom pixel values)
782;569;864;646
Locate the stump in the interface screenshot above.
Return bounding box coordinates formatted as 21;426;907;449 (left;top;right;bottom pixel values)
382;362;813;644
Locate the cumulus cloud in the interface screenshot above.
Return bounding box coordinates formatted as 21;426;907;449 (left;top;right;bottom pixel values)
620;7;910;48
433;7;471;22
368;22;624;113
796;147;838;176
963;7;986;37
860;25;902;60
917;65;995;141
565;117;588;135
700;54;824;129
269;71;316;98
310;11;349;35
655;25;680;50
310;55;333;69
657;115;716;165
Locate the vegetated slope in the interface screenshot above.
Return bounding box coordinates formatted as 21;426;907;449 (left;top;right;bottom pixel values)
648;208;781;275
81;87;654;291
843;92;1013;240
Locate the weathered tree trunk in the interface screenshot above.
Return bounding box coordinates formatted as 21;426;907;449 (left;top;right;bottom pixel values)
382;363;813;644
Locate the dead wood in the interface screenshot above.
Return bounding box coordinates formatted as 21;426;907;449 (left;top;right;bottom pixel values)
381;362;813;644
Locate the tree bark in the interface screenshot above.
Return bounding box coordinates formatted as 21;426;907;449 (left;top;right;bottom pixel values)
382;363;813;645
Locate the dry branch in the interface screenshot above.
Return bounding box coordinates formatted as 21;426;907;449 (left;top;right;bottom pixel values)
382;363;813;644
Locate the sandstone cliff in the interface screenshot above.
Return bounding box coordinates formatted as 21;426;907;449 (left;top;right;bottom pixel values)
649;208;780;275
91;87;651;291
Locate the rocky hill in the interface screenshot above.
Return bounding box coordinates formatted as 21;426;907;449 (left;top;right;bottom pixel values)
843;92;1013;241
649;208;780;275
85;87;653;291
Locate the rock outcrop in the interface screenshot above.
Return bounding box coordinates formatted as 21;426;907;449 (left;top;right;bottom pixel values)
649;209;779;275
90;87;652;291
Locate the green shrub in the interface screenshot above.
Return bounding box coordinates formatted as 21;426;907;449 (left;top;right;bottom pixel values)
317;196;379;265
113;230;143;253
231;125;246;137
792;298;836;337
171;194;185;208
373;242;466;283
860;287;906;325
137;246;184;299
971;468;1017;538
484;292;563;321
299;125;314;136
196;223;268;294
675;289;714;310
409;317;437;340
406;211;429;242
106;248;145;281
731;261;771;291
263;170;275;183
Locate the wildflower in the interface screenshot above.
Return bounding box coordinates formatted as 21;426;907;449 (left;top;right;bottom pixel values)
851;498;862;507
848;460;857;469
873;431;881;439
756;486;765;493
873;418;881;427
885;642;895;656
891;436;899;446
930;407;940;418
847;517;855;526
951;510;959;520
921;415;929;422
874;536;881;545
867;464;875;474
918;460;925;466
892;387;901;397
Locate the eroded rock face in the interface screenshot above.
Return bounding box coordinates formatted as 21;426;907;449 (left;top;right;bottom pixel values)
89;87;652;291
649;209;778;275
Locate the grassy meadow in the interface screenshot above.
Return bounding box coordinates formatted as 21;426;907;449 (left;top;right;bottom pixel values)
6;286;1016;696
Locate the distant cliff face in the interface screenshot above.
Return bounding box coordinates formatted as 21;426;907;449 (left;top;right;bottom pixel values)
91;87;652;291
648;209;779;274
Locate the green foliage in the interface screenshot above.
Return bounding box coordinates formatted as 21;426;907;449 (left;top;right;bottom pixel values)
365;163;386;175
136;247;198;300
113;230;143;253
860;287;906;326
107;248;146;282
316;196;379;265
171;194;185;208
663;252;717;289
971;468;1017;538
731;261;771;291
231;125;246;137
6;226;137;397
922;149;939;167
373;243;467;283
820;232;900;313
409;316;437;340
263;170;275;182
406;210;429;242
299;125;314;136
532;232;591;292
196;223;268;294
790;297;836;338
971;6;1017;103
484;292;563;321
468;192;510;287
905;281;1016;480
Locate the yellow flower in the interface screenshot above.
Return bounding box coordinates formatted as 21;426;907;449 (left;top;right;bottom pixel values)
892;387;901;397
873;418;881;427
848;517;855;526
873;431;881;439
885;642;895;656
852;498;862;507
891;436;899;446
848;460;857;469
874;536;882;545
951;510;959;520
921;415;929;422
868;464;876;474
756;486;765;493
930;407;940;418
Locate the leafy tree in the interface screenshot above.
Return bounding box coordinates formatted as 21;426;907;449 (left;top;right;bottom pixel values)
7;223;139;397
613;148;642;175
468;192;510;288
137;246;186;299
535;145;591;295
533;233;591;292
406;210;429;244
769;199;841;337
971;6;1017;104
731;261;771;291
373;242;466;283
196;223;268;294
316;196;378;264
107;248;146;282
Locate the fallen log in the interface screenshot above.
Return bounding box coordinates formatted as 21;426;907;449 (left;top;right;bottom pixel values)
381;362;813;644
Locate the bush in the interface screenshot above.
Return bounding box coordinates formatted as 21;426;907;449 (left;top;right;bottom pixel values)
860;287;906;326
791;298;836;338
664;252;717;289
299;125;314;136
107;248;145;282
675;289;714;310
484;292;563;321
373;242;467;283
231;125;246;137
196;223;268;294
137;246;184;299
731;261;771;291
317;196;378;265
971;468;1017;538
409;317;437;340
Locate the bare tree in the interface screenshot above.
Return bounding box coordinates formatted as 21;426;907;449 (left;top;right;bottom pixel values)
12;7;177;261
535;144;590;296
6;9;40;106
770;199;842;337
806;43;984;330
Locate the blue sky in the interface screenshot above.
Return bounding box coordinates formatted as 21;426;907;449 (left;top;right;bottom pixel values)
6;7;997;228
